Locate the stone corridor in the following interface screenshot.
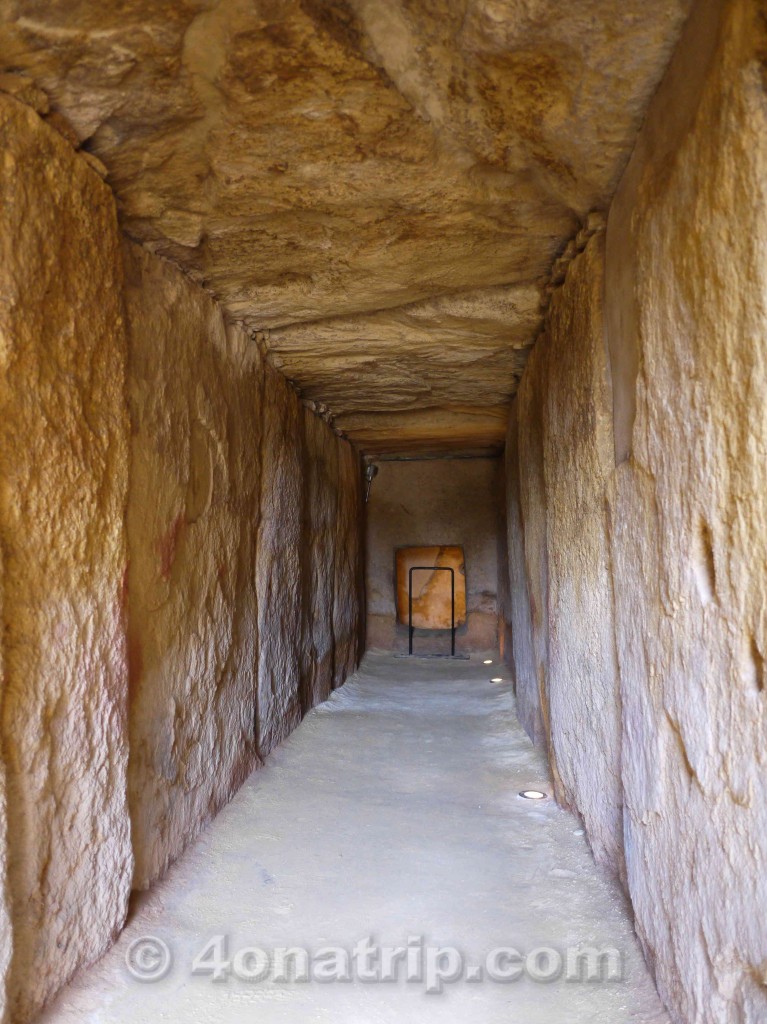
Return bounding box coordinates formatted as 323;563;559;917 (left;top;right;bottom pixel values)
0;0;765;1021
37;655;666;1024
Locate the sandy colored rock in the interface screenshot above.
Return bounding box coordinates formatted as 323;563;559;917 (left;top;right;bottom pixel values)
124;239;363;880
540;232;624;879
256;365;308;756
395;545;467;630
336;405;511;460
502;400;543;745
0;551;11;1024
0;70;48;112
0;0;692;453
331;438;364;685
605;0;767;1017
0;96;132;1022
515;335;561;786
123;242;262;889
302;410;340;708
267;285;542;455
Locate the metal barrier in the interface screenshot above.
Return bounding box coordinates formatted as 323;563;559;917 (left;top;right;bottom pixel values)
408;565;455;657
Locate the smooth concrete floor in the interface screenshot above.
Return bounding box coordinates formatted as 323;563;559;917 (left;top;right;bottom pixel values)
39;653;669;1023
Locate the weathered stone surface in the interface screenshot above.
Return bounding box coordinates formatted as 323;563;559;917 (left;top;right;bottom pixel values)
332;437;364;685
503;0;767;1018
540;232;624;879
502;400;543;745
0;551;11;1024
366;458;499;653
0;70;48;112
515;333;562;789
336;405;511;459
605;0;767;1018
395;545;467;629
123;242;262;889
267;285;542;455
125;241;365;865
302;410;340;708
0;96;131;1022
0;0;692;453
256;364;308;756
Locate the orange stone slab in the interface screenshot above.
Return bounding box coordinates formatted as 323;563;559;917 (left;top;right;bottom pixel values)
396;546;467;629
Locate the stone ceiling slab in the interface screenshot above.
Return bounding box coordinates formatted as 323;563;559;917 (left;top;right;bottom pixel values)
0;0;692;454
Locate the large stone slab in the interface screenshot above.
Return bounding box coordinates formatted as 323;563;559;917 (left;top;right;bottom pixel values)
332;438;364;686
541;232;624;879
256;365;308;756
0;0;692;453
302;409;340;708
515;333;564;791
0;551;11;1024
122;241;262;889
605;0;767;1017
0;96;132;1022
502;400;543;745
395;546;467;630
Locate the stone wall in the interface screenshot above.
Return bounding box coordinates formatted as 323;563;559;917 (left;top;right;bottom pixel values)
0;96;132;1022
606;0;767;1016
543;233;624;879
503;232;624;877
366;458;500;654
125;255;363;884
123;243;263;889
502;0;767;1018
0;96;364;1022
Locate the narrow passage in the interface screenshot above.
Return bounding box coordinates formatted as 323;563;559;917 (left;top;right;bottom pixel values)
40;654;667;1024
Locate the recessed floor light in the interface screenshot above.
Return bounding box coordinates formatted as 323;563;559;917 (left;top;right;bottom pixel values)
519;790;547;800
490;677;503;683
483;659;493;665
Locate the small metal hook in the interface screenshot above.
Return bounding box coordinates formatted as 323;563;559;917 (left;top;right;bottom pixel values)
364;460;378;503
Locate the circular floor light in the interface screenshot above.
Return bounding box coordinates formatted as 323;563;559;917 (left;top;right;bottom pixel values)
483;659;493;665
519;790;548;800
490;677;503;683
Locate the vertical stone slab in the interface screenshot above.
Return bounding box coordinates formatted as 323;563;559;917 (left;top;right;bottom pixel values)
496;459;513;666
0;551;11;1024
516;338;563;791
504;399;544;744
541;232;624;878
123;242;261;889
256;366;307;754
0;98;131;1021
333;439;363;685
606;0;767;1017
302;410;339;709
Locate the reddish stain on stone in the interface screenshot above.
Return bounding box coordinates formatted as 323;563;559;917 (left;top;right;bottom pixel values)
158;513;185;580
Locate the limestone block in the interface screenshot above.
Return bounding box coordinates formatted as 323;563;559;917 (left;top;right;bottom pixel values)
503;400;544;745
540;233;624;879
515;335;563;792
606;0;767;1017
302;409;340;708
256;366;307;755
0;551;12;1024
495;467;514;668
0;96;131;1022
395;546;467;629
123;242;261;889
0;0;692;452
333;440;364;685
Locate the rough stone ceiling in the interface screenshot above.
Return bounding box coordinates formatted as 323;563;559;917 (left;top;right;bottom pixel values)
0;0;691;457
